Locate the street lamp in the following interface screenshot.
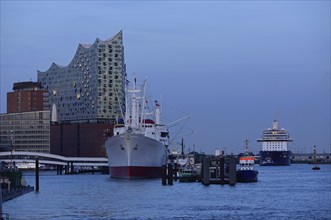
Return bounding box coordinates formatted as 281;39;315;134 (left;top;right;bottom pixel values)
10;130;14;168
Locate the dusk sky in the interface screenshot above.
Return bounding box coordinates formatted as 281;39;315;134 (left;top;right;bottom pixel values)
1;1;330;154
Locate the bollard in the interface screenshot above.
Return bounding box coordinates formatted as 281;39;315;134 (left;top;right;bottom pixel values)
202;157;210;186
161;165;167;185
229;156;236;186
167;163;173;185
35;158;39;192
220;156;225;184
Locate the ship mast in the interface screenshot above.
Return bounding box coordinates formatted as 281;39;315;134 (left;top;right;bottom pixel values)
140;79;147;128
131;78;139;129
313;145;317;164
244;139;250;153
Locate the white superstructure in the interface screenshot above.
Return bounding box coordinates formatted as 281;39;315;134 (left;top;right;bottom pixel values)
257;120;292;152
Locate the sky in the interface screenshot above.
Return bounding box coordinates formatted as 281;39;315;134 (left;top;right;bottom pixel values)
0;1;330;154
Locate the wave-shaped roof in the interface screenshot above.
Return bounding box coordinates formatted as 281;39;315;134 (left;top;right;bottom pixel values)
38;30;123;73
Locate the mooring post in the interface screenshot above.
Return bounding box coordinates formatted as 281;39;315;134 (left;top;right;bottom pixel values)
174;163;178;181
70;162;74;174
161;165;167;185
229;155;236;186
220;156;225;184
35;157;39;192
202;156;210;186
0;187;3;219
167;163;173;185
65;162;69;175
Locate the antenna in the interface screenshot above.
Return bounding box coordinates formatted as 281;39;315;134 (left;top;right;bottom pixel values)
244;139;250;153
275;111;280;122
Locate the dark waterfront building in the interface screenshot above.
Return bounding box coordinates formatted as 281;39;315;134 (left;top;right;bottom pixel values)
7;81;48;114
50;123;113;157
37;31;126;124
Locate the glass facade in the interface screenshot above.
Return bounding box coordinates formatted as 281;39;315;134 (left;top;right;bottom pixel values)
37;31;126;123
0;111;51;153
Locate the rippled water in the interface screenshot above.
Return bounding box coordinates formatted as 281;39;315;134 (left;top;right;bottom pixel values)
3;164;331;219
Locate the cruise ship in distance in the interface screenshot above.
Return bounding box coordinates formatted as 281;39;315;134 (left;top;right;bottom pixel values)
257;120;292;166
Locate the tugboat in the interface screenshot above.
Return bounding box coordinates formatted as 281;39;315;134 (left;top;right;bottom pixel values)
178;164;198;182
312;145;320;170
177;141;198;182
236;140;259;182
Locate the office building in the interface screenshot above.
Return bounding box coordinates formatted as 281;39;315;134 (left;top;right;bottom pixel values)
0;111;50;153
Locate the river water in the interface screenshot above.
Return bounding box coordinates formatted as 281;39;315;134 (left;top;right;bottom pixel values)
3;164;331;220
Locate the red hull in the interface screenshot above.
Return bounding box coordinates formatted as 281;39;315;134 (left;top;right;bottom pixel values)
110;166;162;179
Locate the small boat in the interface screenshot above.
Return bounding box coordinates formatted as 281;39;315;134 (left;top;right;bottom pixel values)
236;140;258;182
178;165;198;182
312;145;321;170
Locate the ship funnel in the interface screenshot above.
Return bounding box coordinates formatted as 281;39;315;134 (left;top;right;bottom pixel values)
272;120;279;130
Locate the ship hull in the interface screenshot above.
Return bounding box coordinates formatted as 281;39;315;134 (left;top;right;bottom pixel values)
259;150;291;166
105;132;167;179
236;170;258;182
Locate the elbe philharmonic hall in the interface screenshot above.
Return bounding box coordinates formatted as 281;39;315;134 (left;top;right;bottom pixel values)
0;31;126;157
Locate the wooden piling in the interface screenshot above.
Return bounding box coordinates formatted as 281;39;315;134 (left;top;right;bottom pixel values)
228;156;236;186
167;163;173;185
65;162;69;175
220;156;225;184
35;158;39;192
0;186;3;216
161;165;167;185
202;157;210;186
174;163;178;181
70;162;74;174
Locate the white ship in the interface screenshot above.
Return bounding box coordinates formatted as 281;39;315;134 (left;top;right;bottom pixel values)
105;78;169;179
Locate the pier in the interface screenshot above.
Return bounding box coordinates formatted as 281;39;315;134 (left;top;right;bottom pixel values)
0;151;108;175
201;155;237;186
162;154;237;186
